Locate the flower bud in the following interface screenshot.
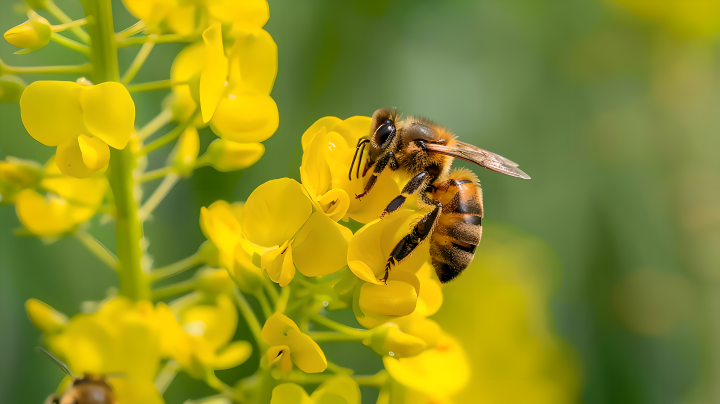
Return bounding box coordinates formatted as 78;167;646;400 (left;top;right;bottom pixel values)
367;322;427;358
197;240;221;268
0;75;26;103
197;139;265;172
168;126;199;176
4;12;52;52
0;157;42;205
25;298;68;334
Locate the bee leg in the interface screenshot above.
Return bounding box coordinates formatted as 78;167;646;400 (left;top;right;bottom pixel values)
356;152;397;200
382;202;441;283
379;172;428;219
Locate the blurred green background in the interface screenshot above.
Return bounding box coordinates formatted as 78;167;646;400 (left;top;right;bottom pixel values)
2;0;719;403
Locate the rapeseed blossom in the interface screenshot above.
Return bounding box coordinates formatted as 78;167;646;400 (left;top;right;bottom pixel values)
611;0;720;38
20;81;135;178
2;1;578;402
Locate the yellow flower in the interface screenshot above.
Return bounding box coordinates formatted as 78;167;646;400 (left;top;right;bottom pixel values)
301;116;401;224
15;157;108;237
241;178;352;286
271;376;360;404
0;75;26;103
383;333;469;402
122;0;268;35
200;200;264;292
0;157;42;205
3;11;52;53
169;294;253;377
38;297;182;404
196;139;265;172
20;81;135;178
262;313;327;373
612;0;720;38
170;24;278;144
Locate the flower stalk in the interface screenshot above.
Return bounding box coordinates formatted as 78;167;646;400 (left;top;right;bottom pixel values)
84;0;148;301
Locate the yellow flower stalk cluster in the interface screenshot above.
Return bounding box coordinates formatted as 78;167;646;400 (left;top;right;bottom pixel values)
0;0;577;403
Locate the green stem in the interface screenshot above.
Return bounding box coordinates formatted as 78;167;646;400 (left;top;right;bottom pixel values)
263;276;280;302
51;18;87;32
139;166;173;183
152;279;198;300
137;109;173;141
150;252;201;282
50;33;90;55
137;109;199;157
75;231;118;272
116;33;198;47
154;360;180;394
121;42;155;84
116;21;145;38
0;63;92;75
138;173;180;221
307;332;368;343
310;314;367;337
84;0;148;301
126;79;173;93
234;290;266;349
255;290;273;319
46;2;90;43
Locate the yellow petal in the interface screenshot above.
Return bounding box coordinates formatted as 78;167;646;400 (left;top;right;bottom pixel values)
347;210;430;281
210;0;269;31
300;126;331;200
210;93;279;143
301;116;342;152
172;42;205;84
262;313;300;346
271;383;312;404
292;213;350;277
166;5;197;36
359;280;417;317
78;83;135;150
25;298;68;334
15;189;78;236
383;333;469;397
200;23;229;123
180;294;237;350
212;340;252;369
286;327;327;373
415;264;443;317
312;376;360;404
200;201;243;270
228;28;277;95
56;137;104;179
77;134;111;172
317;188;349;221
395;316;441;351
200;139;265;172
241;178;312;247
263;242;295;287
20;81;83;146
111;378;164;404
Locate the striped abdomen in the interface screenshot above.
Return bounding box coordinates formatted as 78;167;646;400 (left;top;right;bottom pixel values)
429;169;483;283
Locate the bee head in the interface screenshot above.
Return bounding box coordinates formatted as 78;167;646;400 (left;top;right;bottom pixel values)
369;108;398;149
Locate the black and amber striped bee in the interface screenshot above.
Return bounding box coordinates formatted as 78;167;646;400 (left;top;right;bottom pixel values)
351;108;530;283
38;348;118;404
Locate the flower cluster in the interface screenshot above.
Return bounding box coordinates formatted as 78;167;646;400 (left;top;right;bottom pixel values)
1;0;576;403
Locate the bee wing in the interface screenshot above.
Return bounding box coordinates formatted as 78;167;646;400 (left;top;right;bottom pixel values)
426;141;531;179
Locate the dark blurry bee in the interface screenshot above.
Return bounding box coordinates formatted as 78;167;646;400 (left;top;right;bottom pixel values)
350;108;530;283
37;348;118;404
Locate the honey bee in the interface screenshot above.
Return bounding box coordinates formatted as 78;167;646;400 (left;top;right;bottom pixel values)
37;348;118;404
350;108;530;283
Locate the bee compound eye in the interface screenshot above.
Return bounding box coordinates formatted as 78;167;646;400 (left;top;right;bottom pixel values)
375;120;396;146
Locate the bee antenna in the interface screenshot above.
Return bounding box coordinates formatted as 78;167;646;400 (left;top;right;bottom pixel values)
36;347;75;378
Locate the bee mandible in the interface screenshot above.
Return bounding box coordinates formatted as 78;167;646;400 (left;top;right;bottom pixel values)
37;347;118;404
350;108;530;283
